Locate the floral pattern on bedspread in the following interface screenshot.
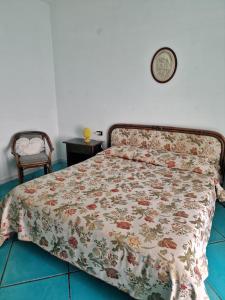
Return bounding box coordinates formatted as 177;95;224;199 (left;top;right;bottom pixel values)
0;148;225;300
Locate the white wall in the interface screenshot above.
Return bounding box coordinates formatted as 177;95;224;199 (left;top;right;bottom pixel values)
1;0;224;182
50;0;225;159
0;0;59;183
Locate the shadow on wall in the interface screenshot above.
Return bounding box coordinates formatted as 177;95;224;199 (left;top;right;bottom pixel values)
3;136;17;179
55;137;67;162
76;125;84;137
55;125;84;161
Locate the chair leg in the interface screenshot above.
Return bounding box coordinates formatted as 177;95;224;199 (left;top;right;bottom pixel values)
18;168;24;184
48;163;52;173
44;163;52;174
44;165;48;175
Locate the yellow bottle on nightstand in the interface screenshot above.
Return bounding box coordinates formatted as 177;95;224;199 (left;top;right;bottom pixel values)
83;128;91;143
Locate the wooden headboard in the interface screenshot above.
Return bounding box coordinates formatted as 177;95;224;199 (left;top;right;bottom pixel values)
108;123;225;183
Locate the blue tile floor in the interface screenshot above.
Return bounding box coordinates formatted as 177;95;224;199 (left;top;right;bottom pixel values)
0;164;225;300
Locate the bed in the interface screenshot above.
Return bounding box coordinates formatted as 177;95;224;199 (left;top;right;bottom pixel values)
1;124;225;300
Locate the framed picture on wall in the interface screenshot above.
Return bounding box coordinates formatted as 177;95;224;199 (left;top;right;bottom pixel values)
151;47;177;83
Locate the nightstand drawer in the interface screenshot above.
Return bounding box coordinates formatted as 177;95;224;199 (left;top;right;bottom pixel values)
66;143;93;155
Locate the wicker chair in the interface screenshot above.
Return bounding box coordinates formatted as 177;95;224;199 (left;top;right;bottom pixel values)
11;131;54;183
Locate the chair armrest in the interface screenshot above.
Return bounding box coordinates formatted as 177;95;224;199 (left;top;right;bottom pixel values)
44;134;54;153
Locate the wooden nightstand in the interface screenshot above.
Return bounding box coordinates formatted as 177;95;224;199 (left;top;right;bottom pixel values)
63;138;103;166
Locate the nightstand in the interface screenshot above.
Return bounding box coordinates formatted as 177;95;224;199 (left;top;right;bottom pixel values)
63;138;103;166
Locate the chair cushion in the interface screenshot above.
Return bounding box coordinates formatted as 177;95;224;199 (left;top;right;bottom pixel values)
19;152;48;165
16;137;44;156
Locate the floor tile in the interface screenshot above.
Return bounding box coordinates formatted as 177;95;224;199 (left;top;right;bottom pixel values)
205;282;221;300
0;161;67;200
68;263;80;273
0;275;69;300
0;180;18;199
212;203;225;237
207;241;225;299
70;271;132;300
0;239;13;282
209;227;225;244
2;240;68;286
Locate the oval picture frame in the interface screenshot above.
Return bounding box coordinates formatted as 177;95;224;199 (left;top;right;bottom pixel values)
151;47;177;83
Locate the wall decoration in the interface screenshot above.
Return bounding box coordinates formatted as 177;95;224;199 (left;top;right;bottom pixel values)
151;47;177;83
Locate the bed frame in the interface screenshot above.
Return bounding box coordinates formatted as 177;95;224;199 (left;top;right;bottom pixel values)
108;123;225;185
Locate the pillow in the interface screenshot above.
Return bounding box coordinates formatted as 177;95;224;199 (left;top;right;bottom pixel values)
16;137;44;156
104;145;136;160
132;147;219;177
105;146;219;177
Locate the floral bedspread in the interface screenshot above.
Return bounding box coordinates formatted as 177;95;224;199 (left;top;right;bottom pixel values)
1;147;225;300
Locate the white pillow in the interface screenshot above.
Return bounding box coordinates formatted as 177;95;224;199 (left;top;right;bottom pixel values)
16;137;44;156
